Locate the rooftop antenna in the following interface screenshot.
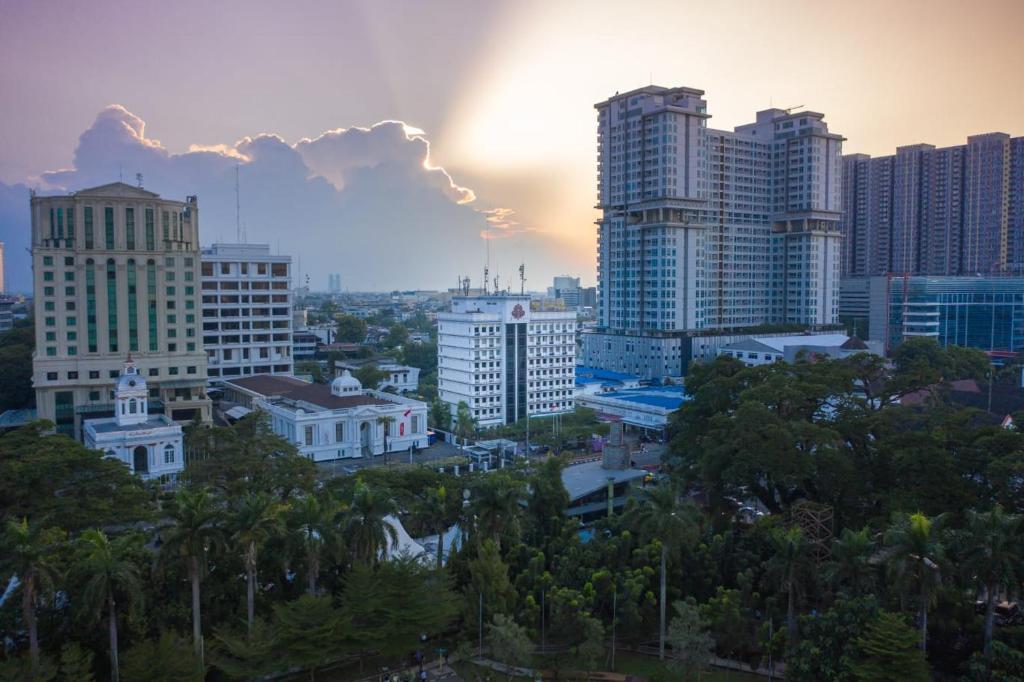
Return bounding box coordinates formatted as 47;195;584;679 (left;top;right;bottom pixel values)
235;164;242;243
483;264;489;295
135;172;143;188
784;104;804;114
119;164;123;183
519;263;526;295
494;275;499;294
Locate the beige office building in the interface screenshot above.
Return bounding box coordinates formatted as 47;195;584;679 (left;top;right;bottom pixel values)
31;182;211;438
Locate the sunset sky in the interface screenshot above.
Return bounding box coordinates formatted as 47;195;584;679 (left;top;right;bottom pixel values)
1;0;1022;292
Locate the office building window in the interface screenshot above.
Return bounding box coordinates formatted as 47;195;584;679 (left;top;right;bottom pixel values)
66;206;75;241
145;208;155;250
54;392;74;437
304;426;313;446
127;259;138;352
147;260;158;351
104;207;115;249
164;444;175;464
85;260;97;352
125;207;135;249
162;211;169;241
106;259;118;352
84;207;94;248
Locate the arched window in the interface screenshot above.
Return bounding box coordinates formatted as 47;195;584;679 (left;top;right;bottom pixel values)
129;398;137;414
163;443;175;464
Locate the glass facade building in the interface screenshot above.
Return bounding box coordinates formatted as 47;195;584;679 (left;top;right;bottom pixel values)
877;276;1024;353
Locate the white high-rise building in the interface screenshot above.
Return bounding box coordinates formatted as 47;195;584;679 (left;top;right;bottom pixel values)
200;243;293;379
437;295;576;428
584;85;843;378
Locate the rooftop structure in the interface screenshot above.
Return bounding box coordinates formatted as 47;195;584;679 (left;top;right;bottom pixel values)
575;384;688;433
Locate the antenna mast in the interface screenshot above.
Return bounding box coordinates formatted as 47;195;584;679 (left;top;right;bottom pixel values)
519;263;526;295
135;173;143;188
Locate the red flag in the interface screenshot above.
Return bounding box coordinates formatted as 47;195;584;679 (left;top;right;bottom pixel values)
403;408;411;417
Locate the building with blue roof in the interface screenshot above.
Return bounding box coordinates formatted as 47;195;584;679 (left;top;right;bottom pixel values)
574;365;642;396
575;384;688;433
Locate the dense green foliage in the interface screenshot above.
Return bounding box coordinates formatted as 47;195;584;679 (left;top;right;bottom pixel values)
0;322;34;411
2;339;1023;679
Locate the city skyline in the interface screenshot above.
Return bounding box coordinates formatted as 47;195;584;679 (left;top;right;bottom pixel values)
2;0;1023;293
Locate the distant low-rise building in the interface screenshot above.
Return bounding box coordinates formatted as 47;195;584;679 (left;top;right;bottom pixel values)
575;384;688;434
335;360;420;393
717;333;881;366
574;365;642;396
221;372;428;462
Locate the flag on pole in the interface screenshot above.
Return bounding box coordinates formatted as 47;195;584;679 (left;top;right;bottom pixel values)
403;408;412;417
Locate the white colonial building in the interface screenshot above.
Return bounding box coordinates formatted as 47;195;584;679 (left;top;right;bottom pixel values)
437;294;576;428
83;357;184;480
221;372;428;462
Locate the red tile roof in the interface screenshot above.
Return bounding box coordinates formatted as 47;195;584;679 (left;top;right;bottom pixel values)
225;375;390;410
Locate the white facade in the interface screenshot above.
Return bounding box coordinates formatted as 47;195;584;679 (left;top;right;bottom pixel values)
717;333;879;366
83;357;184;480
222;372;428;462
590;86;843;378
437;295;576;427
200;243;293;379
335;361;420;394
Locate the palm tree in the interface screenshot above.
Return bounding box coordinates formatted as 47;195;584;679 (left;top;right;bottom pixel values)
1;519;64;675
343;481;398;564
287;492;344;594
962;505;1023;658
884;512;946;652
75;529;144;682
631;484;699;661
160;487;226;661
229;492;285;635
421;485;452;570
826;527;876;597
765;526;811;652
471;474;523;545
376;415;396;461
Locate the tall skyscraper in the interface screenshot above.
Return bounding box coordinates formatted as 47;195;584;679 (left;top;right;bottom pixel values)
840;132;1024;277
584;85;843;378
200;243;294;379
30;183;211;438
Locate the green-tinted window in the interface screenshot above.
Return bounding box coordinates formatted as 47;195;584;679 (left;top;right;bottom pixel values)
166;286;175;296
168;328;177;338
86;261;97;352
45;316;55;326
66;206;75;241
67;346;77;356
169;366;179;375
145;208;155;250
65;286;75;296
56;207;64;238
54;392;74;437
43;286;54;296
147;260;158;351
67;316;76;326
64;257;73;266
185;314;195;323
167;314;176;324
186;342;196;351
127;259;139;352
46;347;56;356
89;391;100;401
106;259;118;353
49;208;56;238
184;257;193;267
104;207;115;249
67;331;77;341
45;332;56;341
185;286;194;295
84;207;94;249
43;256;53;266
162;211;169;241
185;300;195;310
64;271;74;281
184;270;193;282
44;302;55;311
126;207;135;250
166;271;175;282
43;271;54;281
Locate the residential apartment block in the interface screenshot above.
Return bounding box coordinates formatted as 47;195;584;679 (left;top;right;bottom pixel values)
584;85;843;378
30;183;211;438
437;295;575;427
840;134;1024;277
200;243;293;379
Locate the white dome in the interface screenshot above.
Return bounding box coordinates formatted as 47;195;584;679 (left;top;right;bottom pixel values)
331;370;362;396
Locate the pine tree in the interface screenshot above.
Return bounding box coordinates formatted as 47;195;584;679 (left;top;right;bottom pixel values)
850;611;929;682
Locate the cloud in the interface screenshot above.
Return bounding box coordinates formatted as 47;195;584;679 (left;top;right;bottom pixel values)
0;105;567;293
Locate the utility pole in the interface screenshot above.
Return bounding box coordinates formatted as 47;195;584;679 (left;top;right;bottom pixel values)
611;585;617;670
478;591;483;660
